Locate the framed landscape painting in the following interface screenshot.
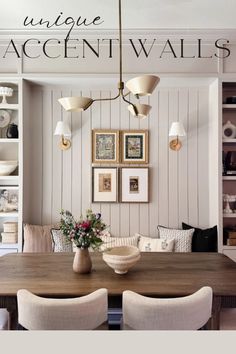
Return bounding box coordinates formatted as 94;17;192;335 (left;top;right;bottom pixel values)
120;167;149;203
92;167;118;203
92;130;119;164
121;130;148;164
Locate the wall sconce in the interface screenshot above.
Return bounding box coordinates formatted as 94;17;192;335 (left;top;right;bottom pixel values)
169;122;186;151
54;121;71;150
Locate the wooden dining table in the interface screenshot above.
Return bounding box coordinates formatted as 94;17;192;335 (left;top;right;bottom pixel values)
1;252;236;330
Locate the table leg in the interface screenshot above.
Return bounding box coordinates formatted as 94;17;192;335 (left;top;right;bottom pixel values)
206;296;221;330
0;296;18;330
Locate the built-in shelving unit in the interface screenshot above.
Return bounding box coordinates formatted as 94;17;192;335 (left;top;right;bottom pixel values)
0;80;22;256
221;81;236;262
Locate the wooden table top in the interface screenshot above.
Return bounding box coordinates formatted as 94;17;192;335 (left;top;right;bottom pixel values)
1;252;236;298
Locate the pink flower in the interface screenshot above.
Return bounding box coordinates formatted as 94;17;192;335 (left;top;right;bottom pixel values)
80;221;90;230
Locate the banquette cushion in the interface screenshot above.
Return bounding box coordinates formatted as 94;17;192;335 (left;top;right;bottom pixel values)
158;226;194;252
182;222;217;252
23;224;56;252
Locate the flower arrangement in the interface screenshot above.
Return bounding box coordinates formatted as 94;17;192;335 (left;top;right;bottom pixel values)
60;209;107;249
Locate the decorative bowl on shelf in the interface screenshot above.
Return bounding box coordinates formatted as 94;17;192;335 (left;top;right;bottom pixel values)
0;87;13;104
103;246;141;274
0;161;18;176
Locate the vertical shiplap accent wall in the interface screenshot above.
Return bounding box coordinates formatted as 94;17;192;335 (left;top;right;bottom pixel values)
26;85;209;235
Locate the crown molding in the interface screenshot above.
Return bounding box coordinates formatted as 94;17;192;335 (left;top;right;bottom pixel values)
0;28;236;41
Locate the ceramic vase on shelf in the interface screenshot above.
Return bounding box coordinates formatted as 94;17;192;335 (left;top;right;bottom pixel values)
6;123;18;138
73;247;92;274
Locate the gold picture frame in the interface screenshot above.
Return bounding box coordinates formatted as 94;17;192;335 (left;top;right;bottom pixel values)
92;130;120;164
121;130;149;164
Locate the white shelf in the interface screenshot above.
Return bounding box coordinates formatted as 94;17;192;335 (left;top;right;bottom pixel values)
223;139;236;143
0;212;18;217
223;176;236;180
0;104;19;110
223;214;236;218
0;176;18;180
0;139;19;143
223;246;236;250
0;243;18;249
223;104;236;109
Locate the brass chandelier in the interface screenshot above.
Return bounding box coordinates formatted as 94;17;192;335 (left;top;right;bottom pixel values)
58;0;160;118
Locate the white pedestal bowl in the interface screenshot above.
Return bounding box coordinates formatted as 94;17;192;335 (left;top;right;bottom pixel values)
0;161;18;176
103;246;140;274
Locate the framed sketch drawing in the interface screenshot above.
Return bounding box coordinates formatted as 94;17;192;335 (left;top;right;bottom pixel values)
92;130;119;164
120;167;149;203
92;167;118;203
0;186;18;212
121;130;148;164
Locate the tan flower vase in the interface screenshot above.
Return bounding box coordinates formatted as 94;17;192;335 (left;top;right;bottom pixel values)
73;248;92;274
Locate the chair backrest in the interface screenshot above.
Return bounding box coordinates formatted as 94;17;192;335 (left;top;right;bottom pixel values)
0;309;10;330
122;287;213;330
17;288;108;330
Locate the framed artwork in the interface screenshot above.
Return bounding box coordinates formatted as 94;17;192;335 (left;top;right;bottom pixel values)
0;186;18;212
92;167;118;203
121;130;148;164
120;167;149;203
92;130;119;164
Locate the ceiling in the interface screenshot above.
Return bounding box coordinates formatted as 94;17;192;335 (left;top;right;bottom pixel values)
1;0;236;31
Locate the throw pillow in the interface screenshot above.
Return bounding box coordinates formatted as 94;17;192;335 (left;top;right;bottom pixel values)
182;222;217;252
100;234;139;251
51;229;73;252
137;234;175;252
23;224;56;253
158;226;194;252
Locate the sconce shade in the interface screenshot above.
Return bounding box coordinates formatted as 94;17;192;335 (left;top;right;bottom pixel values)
169;122;186;137
54;121;71;137
126;75;160;97
58;97;93;112
128;103;152;118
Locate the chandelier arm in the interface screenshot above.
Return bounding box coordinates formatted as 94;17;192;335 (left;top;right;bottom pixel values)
122;90;131;98
121;95;138;116
92;90;121;103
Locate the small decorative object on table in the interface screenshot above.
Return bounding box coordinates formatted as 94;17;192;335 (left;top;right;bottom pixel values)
60;209;107;274
103;246;140;274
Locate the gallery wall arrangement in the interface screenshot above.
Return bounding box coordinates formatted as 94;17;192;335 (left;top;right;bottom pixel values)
24;84;210;238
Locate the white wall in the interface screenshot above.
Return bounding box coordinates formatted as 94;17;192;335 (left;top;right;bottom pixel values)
1;0;236;30
24;81;210;236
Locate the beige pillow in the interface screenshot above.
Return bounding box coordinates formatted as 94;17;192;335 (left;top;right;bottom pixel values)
23;224;56;253
137;234;175;252
100;234;139;251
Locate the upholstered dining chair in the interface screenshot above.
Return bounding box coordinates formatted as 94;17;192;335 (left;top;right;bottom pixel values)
0;309;10;330
17;288;108;330
122;286;213;330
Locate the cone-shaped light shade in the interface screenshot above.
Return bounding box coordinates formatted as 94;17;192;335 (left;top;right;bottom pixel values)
126;75;160;97
128;103;152;118
58;96;93;112
169;122;186;137
54;121;71;137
